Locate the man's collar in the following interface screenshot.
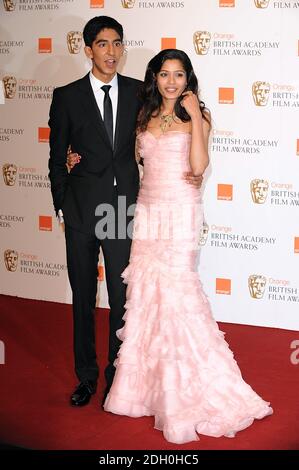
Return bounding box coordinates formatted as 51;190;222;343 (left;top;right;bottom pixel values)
89;71;118;93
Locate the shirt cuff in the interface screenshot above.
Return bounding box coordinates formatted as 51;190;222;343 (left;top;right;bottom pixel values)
57;209;64;224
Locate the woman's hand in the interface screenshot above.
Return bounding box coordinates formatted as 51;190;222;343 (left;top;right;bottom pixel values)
66;145;81;172
183;172;203;187
180;91;202;120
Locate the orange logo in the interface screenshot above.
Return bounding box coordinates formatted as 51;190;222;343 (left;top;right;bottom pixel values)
219;88;234;104
294;237;299;254
39;216;52;232
217;184;233;201
216;278;231;295
38;127;50;143
161;38;176;50
90;0;104;7
98;264;105;281
38;38;52;53
296;139;299;156
219;0;235;6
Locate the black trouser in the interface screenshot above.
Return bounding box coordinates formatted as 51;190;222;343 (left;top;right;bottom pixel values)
65;189;133;389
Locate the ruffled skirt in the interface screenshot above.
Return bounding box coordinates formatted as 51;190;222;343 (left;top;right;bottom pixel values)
104;238;273;444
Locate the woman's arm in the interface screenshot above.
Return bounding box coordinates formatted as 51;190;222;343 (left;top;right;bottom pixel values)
181;92;211;176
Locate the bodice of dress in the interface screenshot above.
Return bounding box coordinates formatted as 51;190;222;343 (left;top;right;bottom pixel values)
137;130;201;204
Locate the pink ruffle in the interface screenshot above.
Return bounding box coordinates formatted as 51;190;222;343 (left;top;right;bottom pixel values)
104;259;272;444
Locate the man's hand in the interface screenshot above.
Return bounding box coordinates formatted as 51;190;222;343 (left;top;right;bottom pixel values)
183;172;203;188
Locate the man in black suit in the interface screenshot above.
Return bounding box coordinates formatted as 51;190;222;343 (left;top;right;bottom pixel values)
48;16;142;407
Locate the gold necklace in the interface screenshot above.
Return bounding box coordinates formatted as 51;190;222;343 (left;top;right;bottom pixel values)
159;113;174;133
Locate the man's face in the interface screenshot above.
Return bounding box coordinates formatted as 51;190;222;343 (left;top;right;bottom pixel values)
4;251;18;272
253;82;270;106
194;32;211;55
68;32;82;54
249;276;266;299
84;28;124;82
3;165;17;185
3;77;17;98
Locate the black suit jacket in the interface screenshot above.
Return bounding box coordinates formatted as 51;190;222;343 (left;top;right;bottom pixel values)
48;73;142;234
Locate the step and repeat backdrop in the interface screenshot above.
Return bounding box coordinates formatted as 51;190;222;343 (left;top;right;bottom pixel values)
1;0;298;330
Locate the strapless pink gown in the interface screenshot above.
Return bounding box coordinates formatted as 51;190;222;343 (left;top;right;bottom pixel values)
104;131;273;444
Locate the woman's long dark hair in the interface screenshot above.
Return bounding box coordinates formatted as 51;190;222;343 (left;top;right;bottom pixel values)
137;49;210;132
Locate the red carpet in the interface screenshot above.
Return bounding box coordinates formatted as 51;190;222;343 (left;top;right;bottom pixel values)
0;294;298;450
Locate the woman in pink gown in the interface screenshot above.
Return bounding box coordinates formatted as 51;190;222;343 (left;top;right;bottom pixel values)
103;49;273;444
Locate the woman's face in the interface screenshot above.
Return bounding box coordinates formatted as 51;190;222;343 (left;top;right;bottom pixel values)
156;59;187;102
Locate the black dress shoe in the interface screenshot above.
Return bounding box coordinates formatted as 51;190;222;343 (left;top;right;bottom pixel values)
70;380;97;407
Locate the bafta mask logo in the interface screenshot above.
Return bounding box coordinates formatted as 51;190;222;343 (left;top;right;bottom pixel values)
67;31;83;54
199;221;209;246
2;76;17;99
3;0;16;11
252;81;271;107
2;163;17;186
121;0;135;8
193;31;211;55
248;275;266;299
4;249;18;272
254;0;270;8
250;179;269;204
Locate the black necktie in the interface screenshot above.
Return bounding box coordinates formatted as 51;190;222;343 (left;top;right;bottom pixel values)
101;85;113;147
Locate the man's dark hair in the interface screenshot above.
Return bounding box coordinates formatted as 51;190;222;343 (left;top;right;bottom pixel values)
83;16;124;47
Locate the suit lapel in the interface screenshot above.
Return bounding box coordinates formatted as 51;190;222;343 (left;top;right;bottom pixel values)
77;74;111;149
